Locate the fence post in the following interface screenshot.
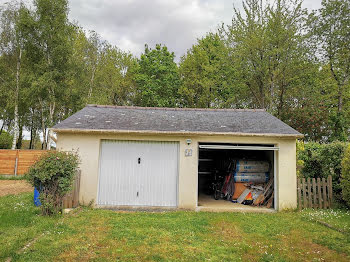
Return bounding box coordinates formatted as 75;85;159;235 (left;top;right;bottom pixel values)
317;178;322;208
297;178;302;210
302;178;307;208
322;178;328;209
307;178;312;208
327;175;333;208
14;150;19;176
312;178;317;208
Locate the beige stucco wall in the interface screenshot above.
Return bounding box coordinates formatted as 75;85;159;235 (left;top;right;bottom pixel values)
55;132;297;211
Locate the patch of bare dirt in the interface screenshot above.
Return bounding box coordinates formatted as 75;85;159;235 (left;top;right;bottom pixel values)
0;180;33;197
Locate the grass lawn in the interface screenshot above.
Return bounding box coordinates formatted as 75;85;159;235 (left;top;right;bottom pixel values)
1;193;350;262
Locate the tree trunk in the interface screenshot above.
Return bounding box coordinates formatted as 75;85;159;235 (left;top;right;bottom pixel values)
16;122;23;149
29;127;33;149
88;66;96;100
47;101;55;150
337;83;343;113
0;121;4;135
29;114;35;149
11;48;22;149
39;99;47;149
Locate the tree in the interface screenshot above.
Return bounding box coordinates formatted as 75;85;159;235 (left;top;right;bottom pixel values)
311;0;350;141
133;44;181;107
179;33;240;108
221;0;310;114
89;43;137;106
0;2;25;149
19;0;74;148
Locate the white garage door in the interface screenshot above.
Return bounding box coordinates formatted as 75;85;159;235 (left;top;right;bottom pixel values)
97;140;179;207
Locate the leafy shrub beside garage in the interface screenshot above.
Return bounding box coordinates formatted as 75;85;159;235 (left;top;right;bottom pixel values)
0;131;13;149
298;141;348;205
26;151;80;215
341;145;350;207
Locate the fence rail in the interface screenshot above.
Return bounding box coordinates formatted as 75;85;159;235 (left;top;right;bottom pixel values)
62;171;81;209
0;149;49;175
297;175;332;209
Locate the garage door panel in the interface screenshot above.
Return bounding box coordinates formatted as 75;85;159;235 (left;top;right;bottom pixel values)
98;140;178;207
138;142;178;207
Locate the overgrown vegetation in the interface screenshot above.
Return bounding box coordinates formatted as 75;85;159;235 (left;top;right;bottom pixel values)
0;192;349;261
298;141;349;206
0;0;349;148
0;131;12;149
342;145;350;206
25;151;79;215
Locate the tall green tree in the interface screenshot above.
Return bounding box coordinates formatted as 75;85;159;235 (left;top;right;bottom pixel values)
0;2;25;149
133;44;181;107
221;0;310;113
179;33;240;108
311;0;350;141
19;0;74;148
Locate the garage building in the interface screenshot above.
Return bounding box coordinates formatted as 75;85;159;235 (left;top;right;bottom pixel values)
52;105;303;211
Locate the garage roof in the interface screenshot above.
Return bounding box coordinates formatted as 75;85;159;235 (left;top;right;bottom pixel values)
51;105;303;137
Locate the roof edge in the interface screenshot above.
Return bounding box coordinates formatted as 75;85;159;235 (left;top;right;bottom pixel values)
50;128;304;139
86;104;266;112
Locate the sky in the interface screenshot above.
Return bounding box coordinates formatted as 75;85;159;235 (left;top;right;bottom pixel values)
66;0;322;59
0;0;322;60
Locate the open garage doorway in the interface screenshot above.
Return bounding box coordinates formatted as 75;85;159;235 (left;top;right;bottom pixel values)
197;143;278;212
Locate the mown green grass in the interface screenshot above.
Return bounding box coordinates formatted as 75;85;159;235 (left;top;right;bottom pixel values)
0;175;26;180
1;193;350;261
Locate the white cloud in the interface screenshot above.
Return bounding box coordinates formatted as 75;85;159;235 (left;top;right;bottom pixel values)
67;0;237;59
1;0;322;59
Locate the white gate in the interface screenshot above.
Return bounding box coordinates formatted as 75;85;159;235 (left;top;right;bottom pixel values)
98;140;179;207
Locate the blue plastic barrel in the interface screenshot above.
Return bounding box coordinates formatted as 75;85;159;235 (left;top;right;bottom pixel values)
34;187;41;206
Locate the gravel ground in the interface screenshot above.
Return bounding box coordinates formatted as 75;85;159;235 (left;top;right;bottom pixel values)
0;180;33;197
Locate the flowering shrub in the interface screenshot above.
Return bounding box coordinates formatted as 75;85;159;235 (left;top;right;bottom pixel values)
341;145;350;207
26;151;80;215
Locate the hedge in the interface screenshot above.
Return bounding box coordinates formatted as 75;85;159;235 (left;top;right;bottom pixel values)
297;141;348;205
341;145;350;206
0;131;12;149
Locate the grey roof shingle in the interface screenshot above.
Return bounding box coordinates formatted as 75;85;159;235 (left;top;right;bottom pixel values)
52;105;302;137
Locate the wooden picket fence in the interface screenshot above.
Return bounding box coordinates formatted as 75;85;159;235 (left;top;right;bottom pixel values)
62;171;81;209
0;149;49;175
297;175;333;209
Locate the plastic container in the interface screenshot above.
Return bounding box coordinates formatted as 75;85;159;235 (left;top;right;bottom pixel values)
234;172;269;183
235;160;270;173
34;187;41;206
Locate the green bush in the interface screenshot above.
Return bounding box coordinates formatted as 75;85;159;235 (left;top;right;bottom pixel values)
341;145;350;207
298;141;348;203
26;151;80;215
0;131;13;149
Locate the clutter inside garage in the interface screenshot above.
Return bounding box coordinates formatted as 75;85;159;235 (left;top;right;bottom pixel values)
198;144;275;209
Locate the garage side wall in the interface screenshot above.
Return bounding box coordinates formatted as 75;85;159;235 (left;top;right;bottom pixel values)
56;132;297;211
276;139;297;210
